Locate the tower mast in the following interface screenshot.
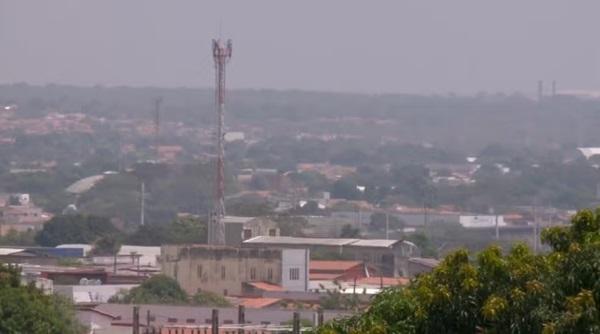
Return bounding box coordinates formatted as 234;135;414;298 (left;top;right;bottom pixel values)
208;39;232;245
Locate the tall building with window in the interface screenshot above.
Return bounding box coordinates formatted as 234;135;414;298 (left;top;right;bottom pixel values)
161;245;308;296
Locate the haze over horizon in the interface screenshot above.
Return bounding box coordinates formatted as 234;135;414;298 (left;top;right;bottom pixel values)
1;0;600;95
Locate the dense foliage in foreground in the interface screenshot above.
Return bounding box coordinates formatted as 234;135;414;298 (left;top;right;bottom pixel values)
0;265;83;334
317;208;600;334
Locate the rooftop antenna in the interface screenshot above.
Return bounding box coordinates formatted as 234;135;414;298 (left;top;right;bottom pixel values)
208;38;232;245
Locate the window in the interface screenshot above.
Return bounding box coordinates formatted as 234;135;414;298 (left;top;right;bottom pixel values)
173;263;179;280
268;228;277;236
250;267;256;280
289;267;300;280
267;268;273;281
243;229;253;240
197;265;203;278
221;266;226;279
223;289;228;296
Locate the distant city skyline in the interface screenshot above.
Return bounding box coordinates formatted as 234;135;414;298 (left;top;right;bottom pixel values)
1;0;600;95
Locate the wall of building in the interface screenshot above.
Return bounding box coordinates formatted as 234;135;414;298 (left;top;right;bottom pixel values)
280;249;309;292
161;246;283;296
224;217;279;247
243;241;418;278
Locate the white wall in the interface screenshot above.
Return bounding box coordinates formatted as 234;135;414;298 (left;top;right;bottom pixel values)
55;284;138;303
281;248;309;292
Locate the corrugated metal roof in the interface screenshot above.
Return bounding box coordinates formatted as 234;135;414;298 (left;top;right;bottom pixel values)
89;303;350;326
350;239;398;248
0;248;24;255
243;236;400;248
66;175;105;194
243;236;357;246
409;257;440;268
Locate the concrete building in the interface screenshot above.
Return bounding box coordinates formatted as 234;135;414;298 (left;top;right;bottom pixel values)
243;236;419;277
223;216;279;247
161;245;309;296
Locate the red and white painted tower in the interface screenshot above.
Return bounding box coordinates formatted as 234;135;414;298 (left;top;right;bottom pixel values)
208;39;232;245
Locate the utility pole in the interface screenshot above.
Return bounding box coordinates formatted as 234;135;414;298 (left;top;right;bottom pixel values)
211;309;219;334
145;310;151;334
140;182;145;226
533;200;539;254
132;306;140;334
237;305;245;334
385;211;389;240
317;309;324;327
495;214;500;241
208;38;232;245
292;312;300;334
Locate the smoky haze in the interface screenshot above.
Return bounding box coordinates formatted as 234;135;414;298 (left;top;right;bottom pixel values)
0;0;599;94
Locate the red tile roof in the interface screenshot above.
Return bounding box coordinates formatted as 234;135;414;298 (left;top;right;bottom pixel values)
239;297;281;309
310;260;363;271
245;281;283;292
310;273;344;281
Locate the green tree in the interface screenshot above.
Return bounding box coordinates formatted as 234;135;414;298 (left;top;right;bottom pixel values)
0;264;84;334
368;213;404;232
316;207;600;334
340;224;360;238
109;275;188;304
35;214;118;247
126;216;207;246
192;290;232;307
274;215;308;237
0;229;37;246
405;233;437;258
89;234;122;256
331;179;362;201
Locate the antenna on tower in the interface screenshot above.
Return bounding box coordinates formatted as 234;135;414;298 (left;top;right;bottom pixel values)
208;38;232;245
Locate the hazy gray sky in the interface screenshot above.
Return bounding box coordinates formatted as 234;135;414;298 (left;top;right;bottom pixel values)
1;0;599;94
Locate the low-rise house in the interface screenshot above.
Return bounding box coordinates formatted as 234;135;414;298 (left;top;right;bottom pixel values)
0;193;52;236
243;236;419;277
